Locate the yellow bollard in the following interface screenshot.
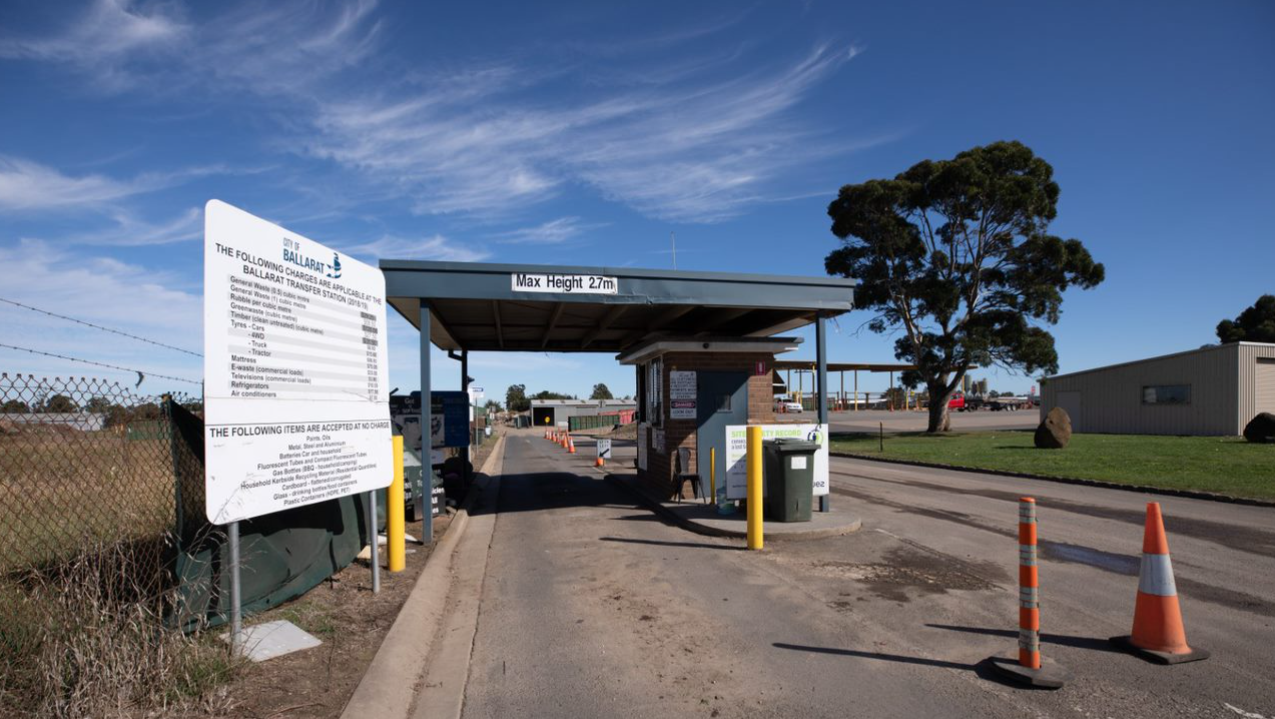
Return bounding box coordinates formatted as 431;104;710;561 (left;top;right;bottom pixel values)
710;447;716;506
388;436;406;572
746;425;763;550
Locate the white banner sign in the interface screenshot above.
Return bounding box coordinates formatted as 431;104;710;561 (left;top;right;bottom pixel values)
203;200;392;524
510;273;618;294
723;423;829;500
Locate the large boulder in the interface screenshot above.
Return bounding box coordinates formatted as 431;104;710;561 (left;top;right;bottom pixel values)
1034;407;1072;449
1243;412;1275;444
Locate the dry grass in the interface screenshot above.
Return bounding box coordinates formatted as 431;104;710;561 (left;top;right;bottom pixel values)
0;433;175;572
0;541;245;719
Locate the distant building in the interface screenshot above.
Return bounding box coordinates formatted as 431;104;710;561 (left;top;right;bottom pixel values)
1041;342;1275;435
530;398;636;428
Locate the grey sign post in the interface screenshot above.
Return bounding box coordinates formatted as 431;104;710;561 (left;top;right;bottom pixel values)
367;490;380;593
228;520;242;652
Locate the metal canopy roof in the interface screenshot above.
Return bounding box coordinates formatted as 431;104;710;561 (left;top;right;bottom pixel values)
380;260;855;353
773;360;916;373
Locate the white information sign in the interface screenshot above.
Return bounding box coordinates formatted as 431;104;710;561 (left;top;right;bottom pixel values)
511;273;618;294
723;423;829;500
203;200;392;524
596;437;612;459
669;370;697;419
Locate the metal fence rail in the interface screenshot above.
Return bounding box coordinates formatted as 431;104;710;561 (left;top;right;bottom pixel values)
0;373;199;584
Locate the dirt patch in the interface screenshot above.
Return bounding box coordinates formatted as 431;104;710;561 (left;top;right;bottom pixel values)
808;547;998;602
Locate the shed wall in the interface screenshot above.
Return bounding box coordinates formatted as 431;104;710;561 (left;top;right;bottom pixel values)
1238;344;1275;424
1041;344;1240;435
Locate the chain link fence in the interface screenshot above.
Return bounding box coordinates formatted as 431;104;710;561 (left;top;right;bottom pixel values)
0;373;200;586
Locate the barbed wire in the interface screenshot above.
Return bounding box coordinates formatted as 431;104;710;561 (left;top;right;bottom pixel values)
0;296;202;358
0;341;203;386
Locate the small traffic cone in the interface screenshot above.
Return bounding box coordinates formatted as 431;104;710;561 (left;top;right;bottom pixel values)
567;435;576;454
595;455;605;467
1110;503;1209;664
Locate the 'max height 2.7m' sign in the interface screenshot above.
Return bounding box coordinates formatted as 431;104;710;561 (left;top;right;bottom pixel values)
511;273;618;294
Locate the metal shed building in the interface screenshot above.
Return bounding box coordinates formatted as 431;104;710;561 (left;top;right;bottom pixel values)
1041;342;1275;435
530;399;636;428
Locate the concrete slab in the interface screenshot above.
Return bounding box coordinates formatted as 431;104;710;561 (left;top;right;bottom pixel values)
224;620;321;662
609;473;861;541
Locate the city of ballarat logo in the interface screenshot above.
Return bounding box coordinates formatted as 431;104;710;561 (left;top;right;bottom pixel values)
281;237;340;279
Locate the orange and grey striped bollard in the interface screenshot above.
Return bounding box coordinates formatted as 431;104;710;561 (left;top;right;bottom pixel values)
988;497;1069;688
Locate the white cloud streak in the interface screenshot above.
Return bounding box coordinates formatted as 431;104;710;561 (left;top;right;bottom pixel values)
0;155;163;212
341;234;491;262
0;0;189;89
496;217;608;245
304;43;868;222
0;240;203;387
4;2;883;224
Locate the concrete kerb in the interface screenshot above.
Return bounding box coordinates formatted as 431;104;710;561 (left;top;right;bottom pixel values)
603;472;862;542
830;451;1275;509
339;433;506;719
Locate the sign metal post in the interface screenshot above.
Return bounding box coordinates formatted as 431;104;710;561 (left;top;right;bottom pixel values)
228;520;242;652
367;490;380;593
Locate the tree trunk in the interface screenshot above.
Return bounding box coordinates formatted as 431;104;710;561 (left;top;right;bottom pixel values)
927;382;954;433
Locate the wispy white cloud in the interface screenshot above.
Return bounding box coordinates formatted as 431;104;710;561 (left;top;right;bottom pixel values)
304;43;871;222
0;0;379;96
0;155;160;212
0;155;228;215
0;240;203;387
67;206;204;246
0;0;189;89
496;216;608;245
341;234;491;262
3;3;885;225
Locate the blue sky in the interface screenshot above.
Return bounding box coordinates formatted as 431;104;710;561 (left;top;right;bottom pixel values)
1;0;1272;402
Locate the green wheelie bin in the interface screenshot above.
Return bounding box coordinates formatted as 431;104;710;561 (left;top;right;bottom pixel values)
762;438;820;522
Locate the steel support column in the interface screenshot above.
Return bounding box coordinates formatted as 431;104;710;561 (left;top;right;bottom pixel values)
461;348;470;489
815;316;829;512
419;299;433;544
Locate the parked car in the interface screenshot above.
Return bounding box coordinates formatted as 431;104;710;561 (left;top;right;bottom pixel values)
774;398;804;413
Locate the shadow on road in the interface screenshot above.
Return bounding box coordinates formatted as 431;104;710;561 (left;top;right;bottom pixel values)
599;536;741;551
925;624;1122;654
771;642;1030;689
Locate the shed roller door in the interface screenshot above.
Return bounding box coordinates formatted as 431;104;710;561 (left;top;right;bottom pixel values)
1257;360;1275;414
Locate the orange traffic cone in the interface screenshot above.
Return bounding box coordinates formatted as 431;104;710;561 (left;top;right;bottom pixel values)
567;435;576;454
1110;503;1209;664
595;455;605;467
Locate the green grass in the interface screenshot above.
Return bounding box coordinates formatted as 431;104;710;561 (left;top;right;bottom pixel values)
830;431;1275;500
